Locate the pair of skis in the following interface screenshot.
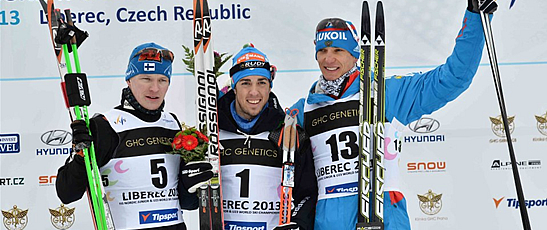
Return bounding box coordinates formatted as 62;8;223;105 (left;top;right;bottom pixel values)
40;0;115;229
357;1;385;229
193;0;224;229
279;109;299;225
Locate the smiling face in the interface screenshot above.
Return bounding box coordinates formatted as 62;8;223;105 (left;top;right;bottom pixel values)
127;73;169;110
316;46;358;81
233;75;271;120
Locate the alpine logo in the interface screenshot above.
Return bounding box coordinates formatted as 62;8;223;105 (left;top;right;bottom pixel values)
325;182;358;194
224;220;266;230
41;130;72;146
491;159;541;170
139;208;178;224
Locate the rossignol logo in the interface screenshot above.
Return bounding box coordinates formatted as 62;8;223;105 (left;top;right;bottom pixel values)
49;204;75;229
40;130;72;146
36;130;72;156
405;117;445;143
325;182;358;194
0;177;24;186
489;115;516;143
407;161;446;173
533;111;547;142
494;197;547;209
490;159;541;171
224;220;266;230
1;205;29;230
139;208;178;224
0;133;20;154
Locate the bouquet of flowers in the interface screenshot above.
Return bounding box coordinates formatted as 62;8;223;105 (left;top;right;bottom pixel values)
167;124;210;163
181;44;233;78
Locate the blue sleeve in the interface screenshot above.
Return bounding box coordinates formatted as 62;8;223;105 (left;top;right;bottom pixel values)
291;98;306;127
385;10;488;125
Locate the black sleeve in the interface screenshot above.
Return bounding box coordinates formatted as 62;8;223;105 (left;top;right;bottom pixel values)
177;161;199;210
291;126;318;230
55;115;118;204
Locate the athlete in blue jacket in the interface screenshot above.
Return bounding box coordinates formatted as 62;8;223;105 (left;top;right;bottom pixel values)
289;1;497;230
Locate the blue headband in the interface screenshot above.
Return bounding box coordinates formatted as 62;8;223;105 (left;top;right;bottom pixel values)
125;42;174;81
230;46;273;89
315;19;360;59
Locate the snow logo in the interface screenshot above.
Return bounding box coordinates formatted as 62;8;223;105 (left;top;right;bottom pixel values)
489;115;515;138
325;182;358;195
49;204;75;229
1;205;28;230
417;189;442;215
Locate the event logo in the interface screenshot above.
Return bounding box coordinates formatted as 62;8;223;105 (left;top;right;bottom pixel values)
407;161;446;173
405;117;445;143
114;115;126;125
491;159;541;171
489;115;515;138
49;204;75;229
1;205;28;230
0;133;20;154
41;130;72;146
417;190;443;215
408;117;440;133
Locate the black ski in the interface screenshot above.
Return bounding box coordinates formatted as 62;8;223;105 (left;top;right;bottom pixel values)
357;1;385;229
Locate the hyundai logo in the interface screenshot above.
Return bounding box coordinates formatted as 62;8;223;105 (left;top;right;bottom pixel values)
41;130;72;146
408;117;441;133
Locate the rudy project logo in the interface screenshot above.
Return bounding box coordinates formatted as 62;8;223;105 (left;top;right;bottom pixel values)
325;182;358;194
0;134;20;154
417;190;443;215
41;130;72;146
49;204;75;229
489;115;515;138
1;205;29;230
408;117;441;133
534;111;547;136
225;220;266;230
139;208;178;225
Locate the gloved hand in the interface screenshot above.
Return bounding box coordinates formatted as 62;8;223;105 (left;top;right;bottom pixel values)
468;0;498;14
181;161;213;193
70;120;92;153
273;222;300;230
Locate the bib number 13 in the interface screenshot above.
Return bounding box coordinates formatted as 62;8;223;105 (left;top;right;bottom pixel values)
326;131;358;162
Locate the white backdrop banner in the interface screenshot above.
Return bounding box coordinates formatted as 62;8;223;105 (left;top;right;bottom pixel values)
1;0;546;229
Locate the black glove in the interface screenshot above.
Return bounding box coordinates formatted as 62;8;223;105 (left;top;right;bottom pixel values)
273;222;300;230
181;161;213;193
468;0;498;14
70;120;92;153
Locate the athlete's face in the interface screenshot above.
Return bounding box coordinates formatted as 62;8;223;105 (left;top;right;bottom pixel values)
127;74;169;110
234;75;271;120
316;47;358;81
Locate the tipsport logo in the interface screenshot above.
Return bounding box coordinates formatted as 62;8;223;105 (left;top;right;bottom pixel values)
139;208;178;225
224;220;266;230
493;197;547;209
325;182;358;195
0;133;20;154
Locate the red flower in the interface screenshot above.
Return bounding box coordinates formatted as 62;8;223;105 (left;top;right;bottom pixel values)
172;134;184;150
181;135;199;150
195;131;209;143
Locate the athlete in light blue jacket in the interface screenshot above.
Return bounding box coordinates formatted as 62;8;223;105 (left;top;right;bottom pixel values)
287;2;497;230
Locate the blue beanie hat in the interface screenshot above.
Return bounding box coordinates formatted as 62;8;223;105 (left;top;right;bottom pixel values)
230;45;274;89
315;18;360;59
125;42;174;81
